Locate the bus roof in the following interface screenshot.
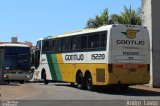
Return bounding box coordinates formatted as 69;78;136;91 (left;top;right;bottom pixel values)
0;43;30;47
40;24;146;40
40;25;113;40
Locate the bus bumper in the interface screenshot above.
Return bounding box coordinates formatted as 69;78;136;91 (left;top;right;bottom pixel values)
3;73;32;81
107;75;150;85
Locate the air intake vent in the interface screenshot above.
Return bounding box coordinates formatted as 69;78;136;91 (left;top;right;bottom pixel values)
96;68;105;82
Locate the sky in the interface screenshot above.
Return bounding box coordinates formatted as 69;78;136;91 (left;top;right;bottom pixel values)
0;0;141;45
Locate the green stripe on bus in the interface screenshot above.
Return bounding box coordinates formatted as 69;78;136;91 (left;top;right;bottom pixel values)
46;54;62;81
51;54;62;81
46;54;57;80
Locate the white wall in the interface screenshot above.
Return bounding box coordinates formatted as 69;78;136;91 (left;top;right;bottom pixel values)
142;0;160;87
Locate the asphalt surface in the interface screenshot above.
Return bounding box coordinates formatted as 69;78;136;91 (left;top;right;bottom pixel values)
1;83;160;106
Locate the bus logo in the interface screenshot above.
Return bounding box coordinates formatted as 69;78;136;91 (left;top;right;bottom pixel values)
122;29;140;39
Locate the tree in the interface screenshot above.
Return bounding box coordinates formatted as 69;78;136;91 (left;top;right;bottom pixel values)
110;6;142;25
86;6;142;28
86;8;113;28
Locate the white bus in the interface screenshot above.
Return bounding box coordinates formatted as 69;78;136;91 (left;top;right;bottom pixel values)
34;24;150;90
1;43;33;84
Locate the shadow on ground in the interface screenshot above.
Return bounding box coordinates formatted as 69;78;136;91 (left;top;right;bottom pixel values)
53;83;160;97
0;83;21;86
94;87;160;97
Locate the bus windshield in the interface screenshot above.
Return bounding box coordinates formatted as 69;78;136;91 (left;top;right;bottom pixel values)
4;47;31;70
18;54;30;70
5;54;17;70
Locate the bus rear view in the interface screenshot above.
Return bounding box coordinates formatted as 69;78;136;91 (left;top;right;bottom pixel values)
108;25;150;86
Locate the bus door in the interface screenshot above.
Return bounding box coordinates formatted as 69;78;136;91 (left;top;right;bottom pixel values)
35;50;40;69
35;41;41;69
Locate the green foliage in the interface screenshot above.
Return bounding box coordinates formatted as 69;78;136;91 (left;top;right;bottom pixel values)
86;8;113;28
86;6;142;28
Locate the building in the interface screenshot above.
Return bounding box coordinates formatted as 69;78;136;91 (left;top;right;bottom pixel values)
0;37;33;47
142;0;160;87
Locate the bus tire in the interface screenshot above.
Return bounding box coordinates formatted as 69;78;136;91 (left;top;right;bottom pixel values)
6;81;10;84
20;80;24;84
85;73;93;91
120;85;129;90
70;82;75;87
76;73;85;89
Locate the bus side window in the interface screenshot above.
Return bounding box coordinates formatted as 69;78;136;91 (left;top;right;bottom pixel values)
100;32;107;49
88;34;100;49
66;37;71;51
62;38;71;51
94;34;100;48
71;37;76;50
52;40;55;52
62;39;66;51
54;39;62;52
76;36;82;50
53;40;58;52
42;40;49;52
36;41;41;49
71;36;82;51
48;40;53;51
82;36;87;50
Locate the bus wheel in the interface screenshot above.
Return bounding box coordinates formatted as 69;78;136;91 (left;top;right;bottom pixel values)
70;82;75;87
20;80;24;84
85;74;93;91
76;73;84;89
120;85;129;90
6;81;10;84
43;71;48;85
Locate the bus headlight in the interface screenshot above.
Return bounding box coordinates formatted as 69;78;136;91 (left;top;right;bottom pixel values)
4;75;8;78
26;76;30;78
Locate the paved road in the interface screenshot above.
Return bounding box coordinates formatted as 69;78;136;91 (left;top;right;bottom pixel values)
1;83;160;106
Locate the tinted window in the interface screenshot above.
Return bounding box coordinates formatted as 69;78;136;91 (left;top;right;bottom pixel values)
54;39;62;52
36;41;41;49
100;32;107;48
88;34;100;49
71;36;82;50
62;38;71;51
4;47;31;70
42;31;107;53
48;40;53;51
82;36;87;49
42;40;49;52
52;40;55;51
42;40;53;52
